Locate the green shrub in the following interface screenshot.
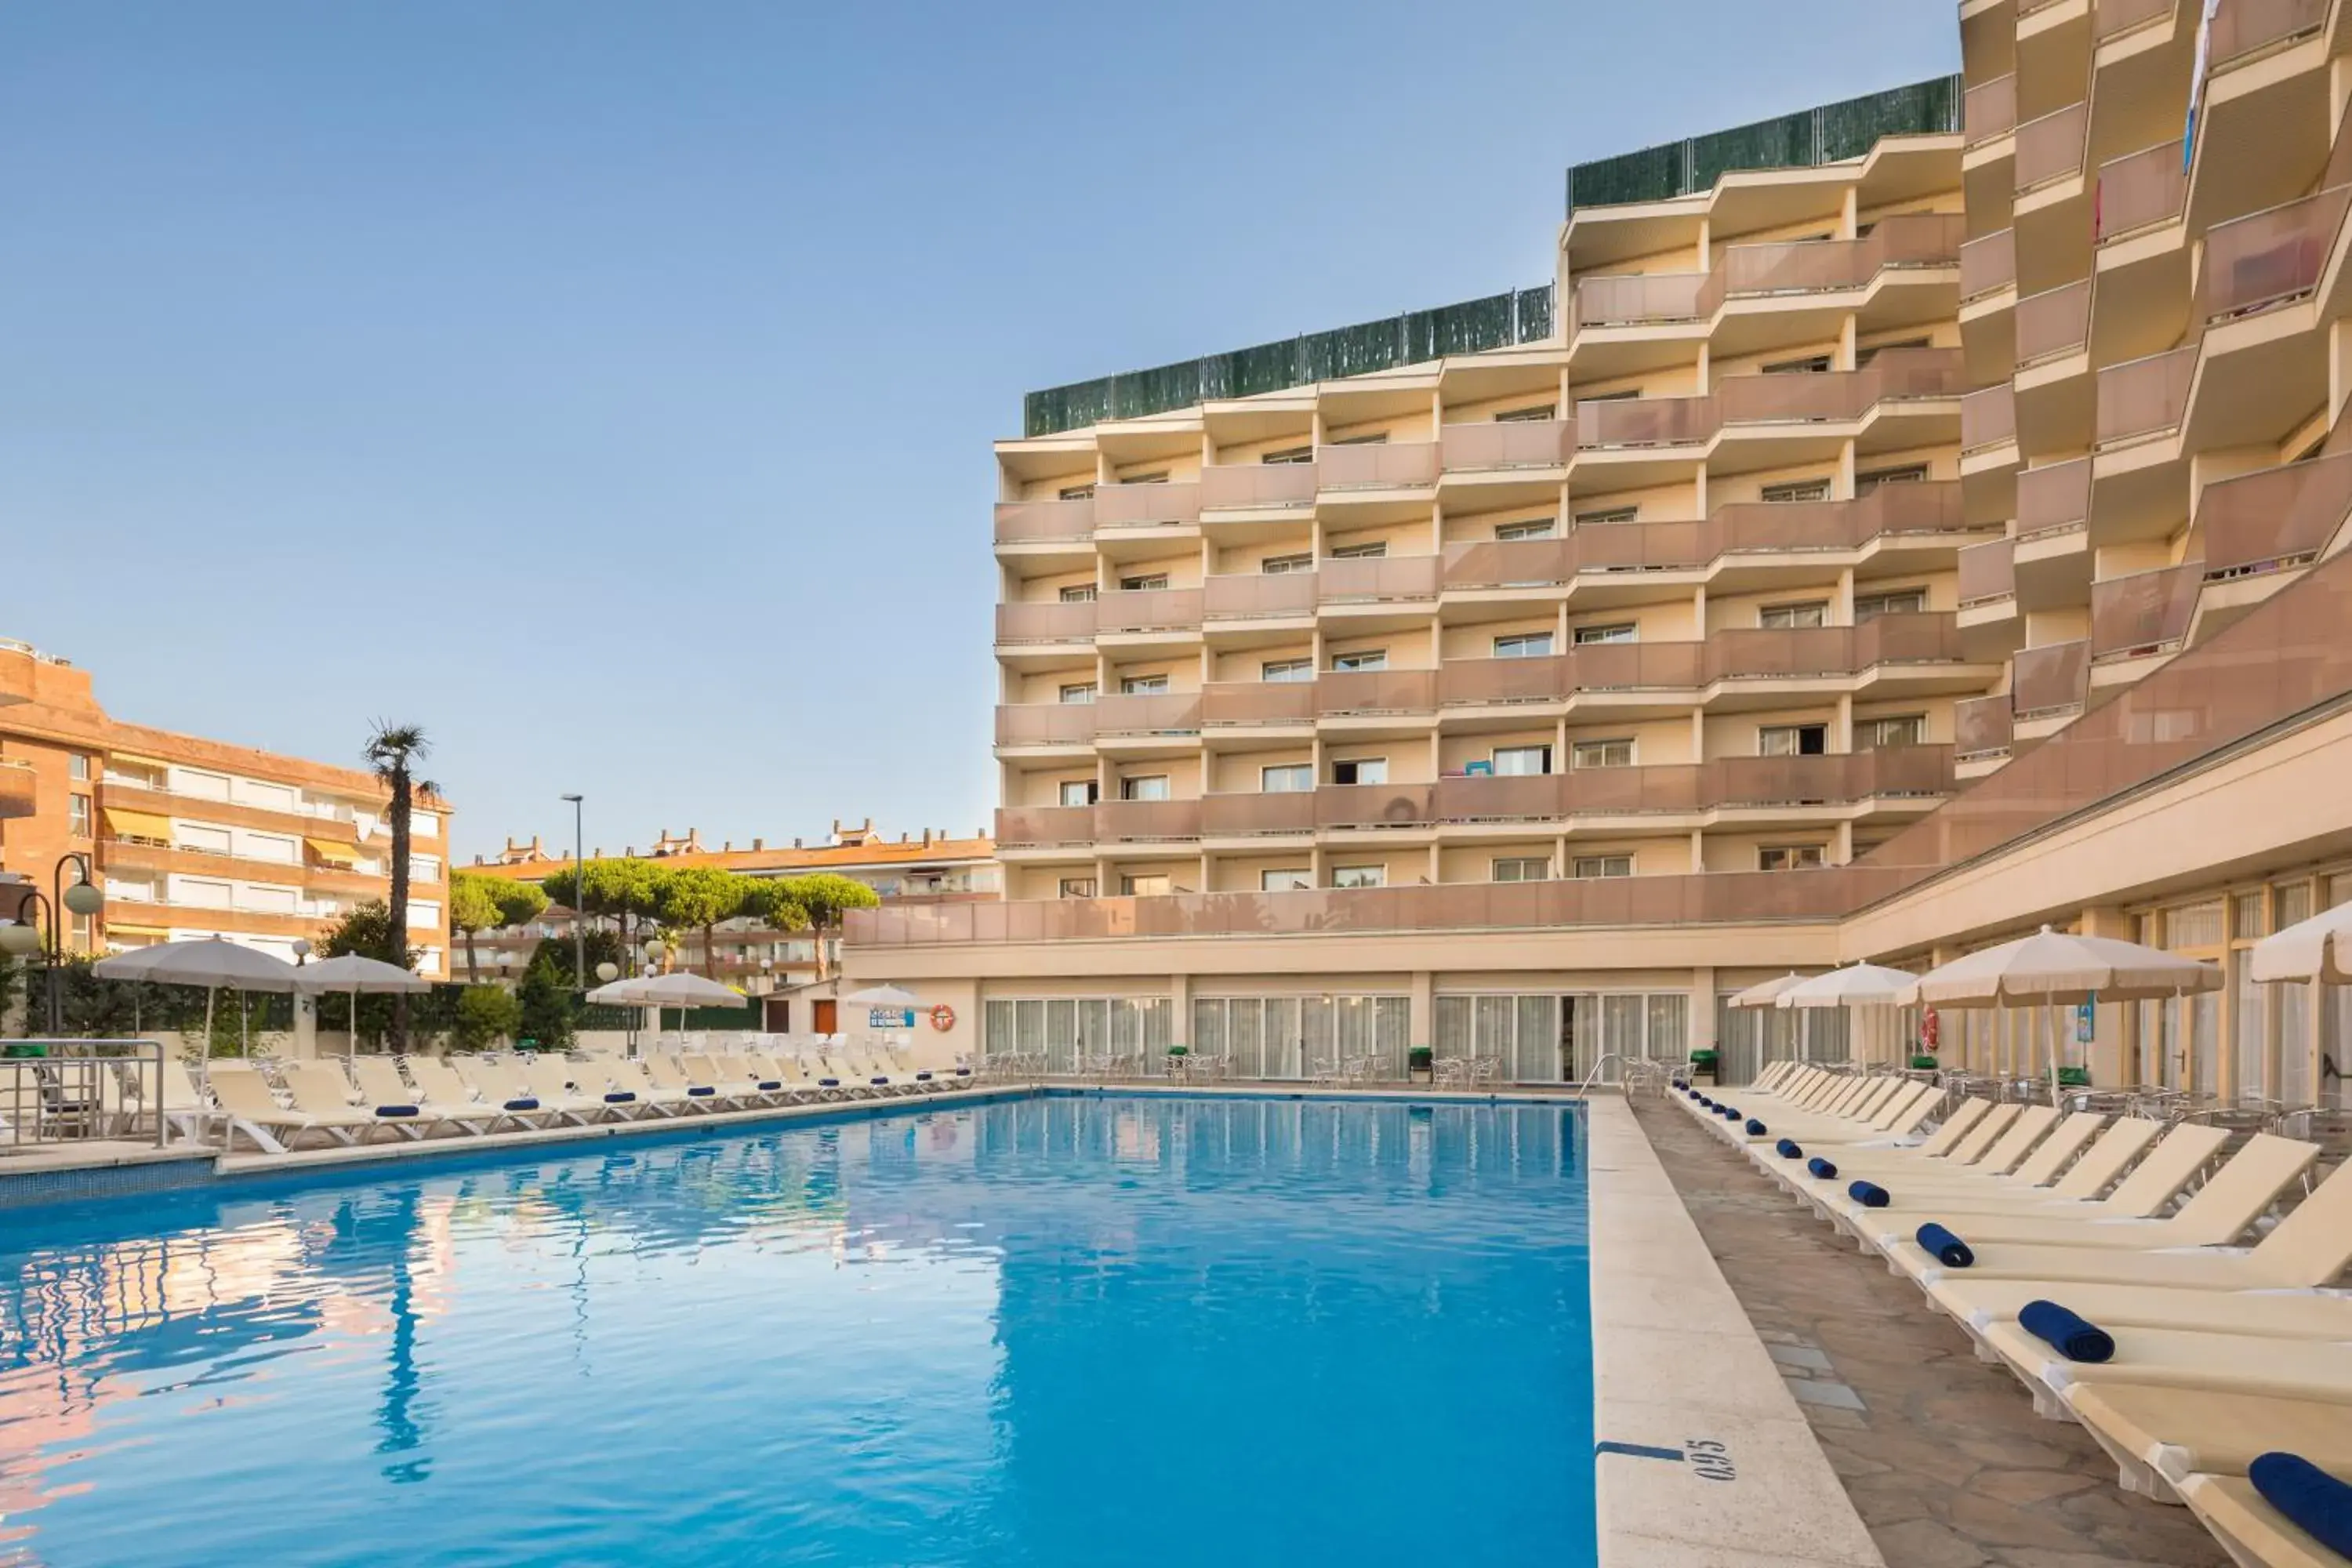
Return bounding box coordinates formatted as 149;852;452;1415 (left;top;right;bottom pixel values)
452;985;522;1052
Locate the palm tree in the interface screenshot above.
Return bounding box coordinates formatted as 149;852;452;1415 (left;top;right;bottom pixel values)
364;723;435;1051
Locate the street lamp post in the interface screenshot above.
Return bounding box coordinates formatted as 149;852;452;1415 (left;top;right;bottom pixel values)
560;793;585;987
0;854;104;1035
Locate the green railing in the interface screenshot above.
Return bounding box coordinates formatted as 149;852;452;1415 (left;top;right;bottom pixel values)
1565;75;1963;212
1022;285;1555;437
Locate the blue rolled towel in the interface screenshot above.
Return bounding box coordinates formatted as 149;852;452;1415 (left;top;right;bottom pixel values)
1775;1138;1802;1160
503;1098;540;1113
1700;1095;1715;1108
604;1091;636;1104
2019;1299;2114;1363
1848;1180;1890;1208
2249;1452;2352;1559
1916;1222;1974;1269
1744;1119;1767;1136
1806;1156;1838;1179
376;1104;419;1118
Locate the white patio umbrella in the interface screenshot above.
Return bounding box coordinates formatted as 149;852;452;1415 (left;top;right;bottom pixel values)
2250;898;2352;985
586;971;748;1034
1777;963;1921;1068
87;942;177;1032
293;954;431;1052
843;983;920;1056
94;938;301;1055
1728;972;1816;1073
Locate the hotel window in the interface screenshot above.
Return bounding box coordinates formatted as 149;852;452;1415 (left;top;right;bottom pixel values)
1120;674;1170;695
1759;724;1828;757
1760;478;1833;504
1573;506;1639;526
1260;552;1313;574
68;793;92;838
1058;780;1099;807
1059;584;1098;603
1059;682;1097;704
1857;714;1926;750
1330;649;1388;672
1261;658;1313;683
1260;869;1313;892
1328;431;1389;446
1260;764;1313;793
1573;622;1637;645
1058;877;1097;898
1759;844;1826;872
1120;775;1171;802
70;912;93;951
1330;865;1386;890
1331;757;1388;786
1120;873;1173;896
1328;540;1388;560
67;754;89;782
1853;588;1927;622
1493;632;1554;659
1119;572;1169;592
1494;518;1557;541
1854;463;1930;494
1493;745;1552;777
1261;445;1312;465
1495;403;1558;423
1119;470;1171;485
1572;739;1635;769
1759;601;1828;630
1573;855;1634;880
1762;354;1833;375
1492;856;1552;882
1855;338;1932;367
1058;483;1096;501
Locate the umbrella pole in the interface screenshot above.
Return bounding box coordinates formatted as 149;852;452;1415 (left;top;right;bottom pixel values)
204;987;215;1058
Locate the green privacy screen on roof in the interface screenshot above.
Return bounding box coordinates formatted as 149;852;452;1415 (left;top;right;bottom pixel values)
1022;285;1555;438
1565;74;1963;212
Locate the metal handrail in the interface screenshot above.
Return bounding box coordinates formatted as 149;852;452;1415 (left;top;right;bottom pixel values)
1;1040;168;1149
1576;1051;1635;1098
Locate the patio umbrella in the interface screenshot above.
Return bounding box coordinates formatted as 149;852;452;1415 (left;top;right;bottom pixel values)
1777;963;1920;1068
88;943;178;1032
1729;973;1809;1007
293;954;431;1052
843;984;918;1007
2249;898;2352;985
586;971;748;1033
95;938;300;1055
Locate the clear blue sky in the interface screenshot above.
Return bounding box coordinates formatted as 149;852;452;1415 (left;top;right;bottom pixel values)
1;2;1955;865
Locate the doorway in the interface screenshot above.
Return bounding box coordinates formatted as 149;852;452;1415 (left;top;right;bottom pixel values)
813;999;838;1036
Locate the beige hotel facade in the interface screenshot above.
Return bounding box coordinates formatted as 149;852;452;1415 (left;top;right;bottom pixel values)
844;2;2352;1103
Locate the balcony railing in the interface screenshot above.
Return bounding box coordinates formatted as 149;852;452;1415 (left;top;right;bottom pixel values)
1568;641;1709;691
2202;185;2350;325
1201;792;1317;837
2209;0;2327;68
1708;613;1962;681
1316;554;1442;604
1692;212;1964;318
1443;537;1578;589
2095;345;2196;448
1965;74;2016;145
2011;639;2092;717
1203;572;1317;620
1576;394;1715;448
993;497;1094;544
1962;383;2016;453
1439;655;1573;706
1960;230;2016;301
1954;695;2015;761
1094;481;1202;528
2017;458;2092;540
1316;670;1439;716
1092;692;1201;737
1201;463;1317;511
993;806;1099;848
2091;562;2202;662
1570;270;1705;331
2016;103;2089;192
996;600;1097;644
1317;441;1439;491
2096;0;2173;39
2015;281;2092;365
1201;682;1317;727
1439;418;1575;470
1095;588;1203;635
994;705;1096;748
1578;351;1964;451
2198;450;2352;577
1094;800;1203;843
1958;537;2017;606
2095;141;2187;242
1316;783;1436;829
1428;750;1955;822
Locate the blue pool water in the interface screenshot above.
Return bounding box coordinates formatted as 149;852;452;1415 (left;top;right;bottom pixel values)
0;1095;1593;1566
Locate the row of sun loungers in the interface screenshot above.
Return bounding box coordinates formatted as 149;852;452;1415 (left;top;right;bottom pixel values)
1678;1062;2352;1566
165;1047;973;1155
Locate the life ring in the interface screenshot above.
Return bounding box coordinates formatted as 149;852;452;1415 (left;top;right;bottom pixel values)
928;1004;956;1032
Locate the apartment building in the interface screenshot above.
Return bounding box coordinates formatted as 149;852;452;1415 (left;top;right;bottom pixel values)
0;637;455;973
845;20;2352;1105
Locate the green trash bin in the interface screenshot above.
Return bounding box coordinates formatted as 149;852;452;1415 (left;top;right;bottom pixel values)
1689;1047;1719;1085
2;1044;46;1059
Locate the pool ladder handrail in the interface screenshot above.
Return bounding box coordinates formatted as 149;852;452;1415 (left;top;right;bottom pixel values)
1574;1051;1634;1100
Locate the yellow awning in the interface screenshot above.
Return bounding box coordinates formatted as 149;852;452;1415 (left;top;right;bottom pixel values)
306;837;361;868
103;924;170;938
107;753;173;771
103;808;173;841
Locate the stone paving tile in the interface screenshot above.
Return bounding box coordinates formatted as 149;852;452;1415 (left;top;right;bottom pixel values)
1628;1098;2227;1568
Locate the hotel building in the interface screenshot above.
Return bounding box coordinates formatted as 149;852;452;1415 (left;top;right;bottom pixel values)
0;637;456;973
844;5;2352;1102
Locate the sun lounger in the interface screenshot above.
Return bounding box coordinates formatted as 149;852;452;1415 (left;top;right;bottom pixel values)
2176;1472;2347;1568
1974;1317;2352;1416
609;1058;695;1115
450;1057;561;1131
644;1053;725;1109
403;1058;506;1134
1742;1081;1941;1144
514;1056;612;1125
205;1065;365;1153
2066;1385;2352;1497
279;1061;441;1142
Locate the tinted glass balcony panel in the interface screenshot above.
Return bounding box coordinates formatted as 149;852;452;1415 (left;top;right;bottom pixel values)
1960;229;2016;300
1857;479;1968;535
2096;346;2195;447
1708;626;1851;679
1440;419;1575;470
1965;74;2016;145
1577;395;1715;448
993;497;1094;544
2209;0;2327;67
2097;0;2172;37
1570;641;1704;690
1315;670;1439;715
1954;695;2015;759
1716;372;1853;426
1438;655;1569;706
1317;555;1442;603
995;806;1097;848
1203;572;1318;619
1434;774;1566;822
1573;519;1708;571
1858;347;1968;402
2201;186;2351;324
1708;753;1852;807
2016;103;2088;192
1852;744;1956;797
1856;612;1962;665
2198;451;2352;575
1094;800;1202;843
2090;563;2201;660
1096;588;1203;633
1317;441;1439;491
1201;682;1317;727
995;705;1097;747
1443;538;1575;588
1958;537;2017;605
2016;281;2092;365
1094;481;1202;528
996;601;1098;643
1563;764;1702;815
2010;639;2091;716
2017;458;2092;539
1315;783;1435;829
1201;792;1317;836
1572;270;1705;330
1091;692;1202;736
1200;463;1317;510
1711;502;1847;554
2095;142;2187;241
1962;383;2016;452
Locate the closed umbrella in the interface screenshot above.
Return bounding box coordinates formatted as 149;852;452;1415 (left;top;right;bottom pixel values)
293;954;431;1053
95;939;300;1055
2249;899;2352;985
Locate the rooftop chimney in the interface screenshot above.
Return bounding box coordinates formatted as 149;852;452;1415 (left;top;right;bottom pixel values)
753;837;764;851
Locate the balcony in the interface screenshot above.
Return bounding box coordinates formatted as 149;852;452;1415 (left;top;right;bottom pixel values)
1439;419;1575;471
2096;0;2172;39
1316;670;1439;717
994;806;1098;849
2016;458;2091;540
2011;639;2091;717
1707;612;1962;681
1962;383;2016;453
1200;463;1317;513
996;601;1097;644
1201;792;1316;837
1576;394;1715;449
1439;655;1570;707
2016;103;2088;193
1965;74;2016;146
1691;212;1965;318
1433;773;1567;822
2015;281;2091;366
1203;572;1317;621
1569;641;1708;691
2095;142;2187;242
993;497;1094;545
1442;538;1577;590
1092;692;1201;738
2198;450;2352;577
1954;695;2015;761
995;705;1096;749
1958;538;2017;607
2201;186;2350;325
1201;682;1316;727
1095;588;1203;635
1316;554;1441;604
2209;0;2327;68
0;759;32;821
1960;230;2016;302
1094;481;1201;528
1577;351;1965;451
2095;345;2195;448
1570;271;1706;331
1317;441;1439;491
1316;783;1436;829
1094;800;1202;844
2090;563;2201;662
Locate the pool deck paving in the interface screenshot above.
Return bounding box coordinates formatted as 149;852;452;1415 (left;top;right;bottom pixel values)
1624;1094;2229;1568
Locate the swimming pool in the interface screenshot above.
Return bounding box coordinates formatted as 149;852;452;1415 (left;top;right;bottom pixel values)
0;1094;1594;1566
